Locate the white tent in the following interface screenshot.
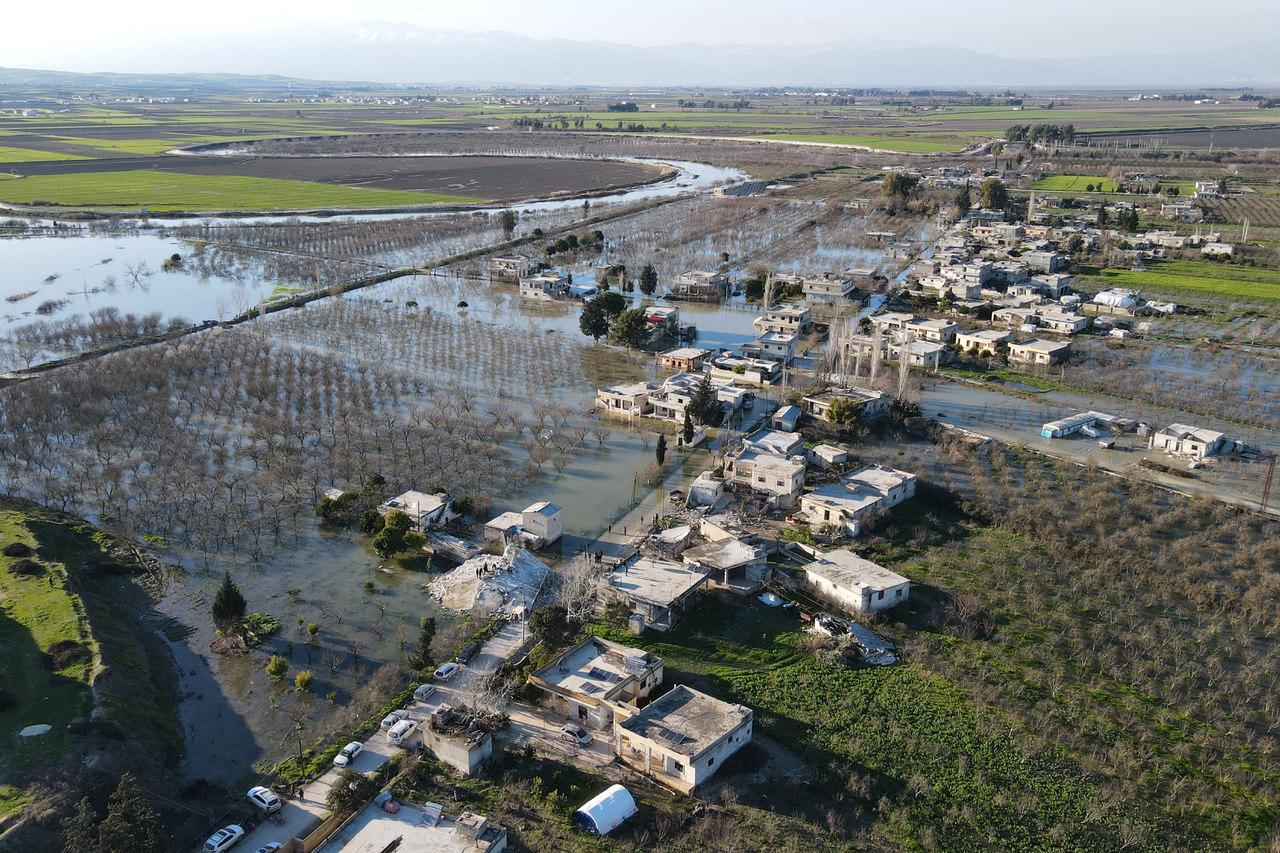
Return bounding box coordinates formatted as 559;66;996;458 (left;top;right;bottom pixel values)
574;785;637;836
1092;288;1138;309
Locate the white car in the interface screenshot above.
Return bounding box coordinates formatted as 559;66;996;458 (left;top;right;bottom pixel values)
333;741;364;767
245;785;281;813
254;845;282;853
381;709;410;729
387;718;418;746
559;723;593;746
413;683;436;702
203;824;244;853
434;662;460;681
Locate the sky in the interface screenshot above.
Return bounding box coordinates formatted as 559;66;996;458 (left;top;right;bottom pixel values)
4;0;1277;72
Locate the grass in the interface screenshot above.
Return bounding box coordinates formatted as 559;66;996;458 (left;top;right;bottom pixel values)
0;170;485;211
0;145;88;163
1081;260;1280;303
753;132;978;153
588;593;1183;851
0;504;98;805
1031;175;1119;193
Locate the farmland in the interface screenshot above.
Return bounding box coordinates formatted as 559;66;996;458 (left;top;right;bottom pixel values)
1080;260;1280;302
1030;174;1120;193
0;145;87;163
753;132;978;153
0;170;483;211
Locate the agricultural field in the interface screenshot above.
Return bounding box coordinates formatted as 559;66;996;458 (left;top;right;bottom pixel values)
0;170;482;211
1080;260;1280;302
1030;174;1119;193
753;132;978;153
0;145;87;163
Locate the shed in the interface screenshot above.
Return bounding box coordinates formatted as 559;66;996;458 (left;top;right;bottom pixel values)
574;785;637;836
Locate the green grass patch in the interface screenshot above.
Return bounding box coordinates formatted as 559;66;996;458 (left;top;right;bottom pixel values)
1031;174;1119;193
1081;260;1280;303
0;145;89;163
0;169;484;211
754;132;977;153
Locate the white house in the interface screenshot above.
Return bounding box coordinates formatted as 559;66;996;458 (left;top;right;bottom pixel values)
1149;424;1229;460
378;490;456;531
527;637;664;731
802;549;911;614
904;317;959;344
956;328;1010;356
486;254;533;280
723;451;806;508
743;331;798;363
615;685;752;794
1008;339;1071;366
521;501;563;547
604;555;710;632
669;270;729;302
753;305;812;336
519;270;571;301
800;272;859;301
802;387;891;423
596;382;654;418
798;464;917;536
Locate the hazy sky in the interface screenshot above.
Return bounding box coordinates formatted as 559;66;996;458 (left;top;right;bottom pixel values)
5;0;1277;70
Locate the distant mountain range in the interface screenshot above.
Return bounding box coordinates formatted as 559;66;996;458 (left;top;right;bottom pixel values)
4;25;1279;90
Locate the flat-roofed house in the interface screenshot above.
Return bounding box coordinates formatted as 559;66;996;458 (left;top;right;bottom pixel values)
596;382;654;419
905;317;958;344
1149;424;1229;460
521;501;562;547
487;254;533;280
682;536;769;592
527;637;664;731
723;451;806;508
656;347;712;372
605;555;710;632
798;464;916;536
802;549;910;614
519;270;571;301
1034;310;1089;335
802;387;891;423
956;328;1010;356
669;270;729;302
868;312;915;334
1008;339;1071;366
615;685;753;794
889;339;948;369
753;305;813;336
378;490;456;531
801;272;859;301
743;331;798;363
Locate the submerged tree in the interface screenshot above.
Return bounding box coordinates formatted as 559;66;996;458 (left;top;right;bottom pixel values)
211;571;247;632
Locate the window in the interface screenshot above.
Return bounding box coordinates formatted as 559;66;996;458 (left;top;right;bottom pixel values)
895;588;903;598
707;756;715;767
877;590;884;600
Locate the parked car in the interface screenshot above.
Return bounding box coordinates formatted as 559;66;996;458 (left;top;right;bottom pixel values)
559;723;593;746
387;719;418;746
203;825;245;853
333;741;364;767
413;683;436;702
254;845;282;853
381;709;410;729
245;785;281;813
455;641;481;664
434;662;460;681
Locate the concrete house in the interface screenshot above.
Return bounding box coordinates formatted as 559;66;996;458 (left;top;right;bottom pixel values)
596;382;654;419
905;317;959;344
802;549;911;614
421;704;495;776
1149;424;1229;460
486;254;533;280
1008;339;1071;366
868;312;916;334
799;464;917;536
656;347;712;373
707;353;782;385
956;328;1010;356
521;501;563;547
605;555;710;632
801;272;859;301
669;270;729;302
682;536;769;592
807;443;850;469
723;451;806;508
753;305;813;336
1034;310;1089;335
770;405;802;432
890;339;948;369
528;637;664;731
519;270;571;301
615;685;753;794
802;387;890;423
1023;250;1070;273
378;490;456;531
743;331;798;363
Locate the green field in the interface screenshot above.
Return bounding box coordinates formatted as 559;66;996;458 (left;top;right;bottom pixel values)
0;506;98;812
756;132;978;153
1031;174;1120;193
0;170;484;211
1084;260;1280;302
0;145;88;163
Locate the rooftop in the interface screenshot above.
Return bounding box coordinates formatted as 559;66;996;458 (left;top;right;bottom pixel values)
1158;423;1226;444
682;537;764;571
620;685;751;758
742;427;803;456
600;382;653;397
524;501;561;517
845;464;915;496
957;328;1010;342
658;346;711;360
802;481;882;516
607;556;709;607
380;490;448;516
317;802;506;853
531;636;658;701
803;549;909;593
1011;338;1071;354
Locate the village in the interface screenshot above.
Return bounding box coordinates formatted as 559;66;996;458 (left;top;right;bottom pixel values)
213;158;1277;853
